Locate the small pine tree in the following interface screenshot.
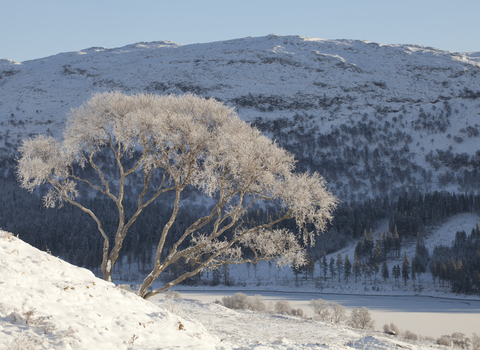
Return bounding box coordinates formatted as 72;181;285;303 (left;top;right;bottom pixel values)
394;226;401;258
362;263;368;283
223;263;231;286
353;253;361;283
386;229;393;259
308;258;315;280
382;261;389;283
292;263;301;283
322;252;328;281
366;263;374;284
411;258;416;287
336;253;343;282
414;233;429;273
212;267;221;286
393;264;401;286
344;253;352;283
373;241;383;264
402;250;410;286
373;263;379;284
430;262;437;286
329;256;336;281
440;263;447;287
447;257;456;285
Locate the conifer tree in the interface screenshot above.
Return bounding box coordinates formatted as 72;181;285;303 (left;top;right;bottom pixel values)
414;233;429;273
292;263;301;284
366;229;374;261
212;267;221;286
373;241;383;264
454;260;464;292
373;263;379;284
396;264;401;286
336;253;343;282
392;265;397;286
402;250;410;285
382;261;389;282
393;264;401;286
447;257;456;285
363;263;368;283
386;228;393;259
366;263;374;284
394;226;401;258
223;263;231;285
440;263;447;287
308;258;315;280
430;262;437;286
329;256;336;281
353;253;361;283
411;258;416;287
344;253;352;283
322;251;328;281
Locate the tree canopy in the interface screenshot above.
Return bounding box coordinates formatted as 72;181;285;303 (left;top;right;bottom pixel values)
17;92;337;298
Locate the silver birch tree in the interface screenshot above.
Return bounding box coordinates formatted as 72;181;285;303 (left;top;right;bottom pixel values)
17;92;338;298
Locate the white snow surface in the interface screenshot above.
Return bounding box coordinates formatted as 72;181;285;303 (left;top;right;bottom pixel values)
0;227;472;349
0;230;219;349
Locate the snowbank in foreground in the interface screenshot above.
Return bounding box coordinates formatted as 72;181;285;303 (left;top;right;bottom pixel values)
0;230;221;350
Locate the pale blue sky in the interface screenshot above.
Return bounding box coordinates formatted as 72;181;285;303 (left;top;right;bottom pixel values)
2;0;479;63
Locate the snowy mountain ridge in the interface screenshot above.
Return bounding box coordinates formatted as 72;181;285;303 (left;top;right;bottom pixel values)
2;34;480;198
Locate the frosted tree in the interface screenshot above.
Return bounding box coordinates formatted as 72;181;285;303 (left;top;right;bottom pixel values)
17;92;337;298
348;307;375;330
330;302;347;324
310;298;331;321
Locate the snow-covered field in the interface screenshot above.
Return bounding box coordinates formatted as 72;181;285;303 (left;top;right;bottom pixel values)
1;226;478;349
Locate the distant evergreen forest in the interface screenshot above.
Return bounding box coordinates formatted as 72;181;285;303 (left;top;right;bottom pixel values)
2;167;480;294
430;225;480;295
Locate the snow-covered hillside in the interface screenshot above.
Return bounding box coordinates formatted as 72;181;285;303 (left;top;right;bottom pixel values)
1;229;469;350
1;35;480;197
0;229;219;349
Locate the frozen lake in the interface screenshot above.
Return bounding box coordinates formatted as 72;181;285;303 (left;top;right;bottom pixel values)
175;290;480;338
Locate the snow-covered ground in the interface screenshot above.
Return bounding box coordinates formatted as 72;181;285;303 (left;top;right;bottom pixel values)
155;296;432;350
2;222;479;349
170;290;480;340
0;230;219;349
